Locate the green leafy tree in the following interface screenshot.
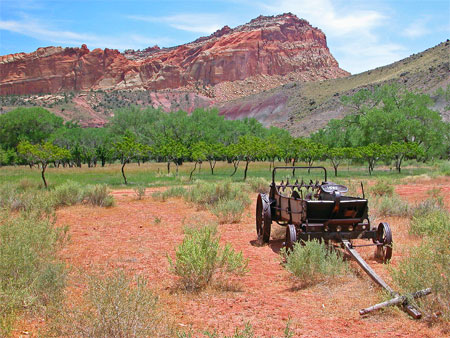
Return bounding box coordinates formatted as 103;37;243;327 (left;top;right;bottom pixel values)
205;143;225;175
297;139;326;173
387;142;424;173
158;139;188;175
357;143;389;175
0;107;63;149
189;141;208;180
17;141;70;188
327;147;352;177
236;135;264;180
113;135;145;185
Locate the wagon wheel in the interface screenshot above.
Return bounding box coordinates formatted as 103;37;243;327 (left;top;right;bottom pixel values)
375;222;393;263
256;193;271;243
285;224;297;252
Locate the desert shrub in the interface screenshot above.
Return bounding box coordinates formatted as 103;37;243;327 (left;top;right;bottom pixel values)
152;186;186;202
245;177;269;193
370;180;394;197
164;186;186;199
0;184;55;215
375;194;410;217
52;180;85;207
410;208;450;237
211;199;246;224
17;178;40;191
0;211;67;336
391;235;450;322
84;184;115;207
133;185;146;200
168;224;248;291
438;161;450;176
281;240;349;283
151;191;165;201
185;181;250;222
49;270;168;338
178;321;294;338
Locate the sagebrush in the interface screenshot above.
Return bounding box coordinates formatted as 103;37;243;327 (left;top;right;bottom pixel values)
281;240;349;283
168;224;248;291
0;210;67;336
48;270;168;338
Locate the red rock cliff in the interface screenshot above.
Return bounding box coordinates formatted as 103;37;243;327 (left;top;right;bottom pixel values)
0;13;349;96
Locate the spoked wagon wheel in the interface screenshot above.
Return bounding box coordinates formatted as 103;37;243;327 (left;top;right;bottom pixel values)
285;224;297;252
256;193;271;243
375;222;393;263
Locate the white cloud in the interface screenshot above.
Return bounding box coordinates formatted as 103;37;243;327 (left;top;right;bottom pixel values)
128;13;225;34
0;17;170;51
263;0;386;37
335;41;406;74
261;0;406;74
402;17;431;38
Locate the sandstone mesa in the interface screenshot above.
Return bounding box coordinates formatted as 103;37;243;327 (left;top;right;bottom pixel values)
0;13;349;97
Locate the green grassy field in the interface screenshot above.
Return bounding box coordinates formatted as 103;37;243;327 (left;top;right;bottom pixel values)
0;160;442;189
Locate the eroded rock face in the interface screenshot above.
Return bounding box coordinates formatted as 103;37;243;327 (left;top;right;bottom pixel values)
0;13;349;96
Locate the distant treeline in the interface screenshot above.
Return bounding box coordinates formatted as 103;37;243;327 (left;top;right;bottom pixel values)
1;84;449;185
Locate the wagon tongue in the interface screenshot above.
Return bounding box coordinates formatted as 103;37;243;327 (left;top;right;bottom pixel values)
341;240;431;319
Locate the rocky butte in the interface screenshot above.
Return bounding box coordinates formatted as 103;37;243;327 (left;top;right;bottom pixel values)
0;13;349;97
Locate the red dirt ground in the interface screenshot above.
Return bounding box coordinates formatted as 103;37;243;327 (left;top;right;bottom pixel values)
14;179;450;337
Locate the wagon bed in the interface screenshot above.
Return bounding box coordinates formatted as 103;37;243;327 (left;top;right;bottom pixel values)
255;166;429;318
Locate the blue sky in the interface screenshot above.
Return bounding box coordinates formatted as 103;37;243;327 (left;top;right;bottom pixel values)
0;0;449;74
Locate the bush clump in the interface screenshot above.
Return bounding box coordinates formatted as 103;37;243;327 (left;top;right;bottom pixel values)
168;224;248;291
370;180;394;197
375;194;410;217
281;240;349;283
0;211;67;336
52;180;85;207
211;199;247;224
391;235;450;322
133;185;146;200
185;181;250;223
438;161;450;176
0;183;55;215
410;209;450;237
152;186;186;202
49;270;168;338
245;177;269;194
84;184;115;207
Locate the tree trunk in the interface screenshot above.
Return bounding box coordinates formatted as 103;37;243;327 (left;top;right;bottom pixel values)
122;161;128;185
41;163;48;188
243;160;250;181
231;160;240;176
396;155;403;173
209;159;216;175
189;161;198;180
175;161;179;175
334;165;338;177
167;161;171;174
292;159;296;176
